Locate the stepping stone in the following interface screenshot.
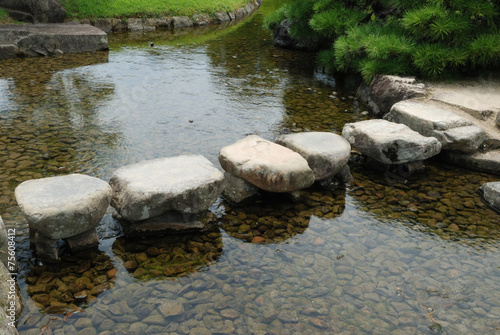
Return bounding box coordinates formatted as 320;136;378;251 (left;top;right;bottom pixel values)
109;155;224;222
275;132;351;181
342;119;442;165
386;101;486;153
221;172;259;204
15;174;112;261
479;182;500;213
219;135;315;192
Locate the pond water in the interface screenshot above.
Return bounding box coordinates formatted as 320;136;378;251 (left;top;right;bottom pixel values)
1;1;500;334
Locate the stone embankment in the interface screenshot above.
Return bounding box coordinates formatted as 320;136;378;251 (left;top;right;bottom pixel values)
0;23;108;58
85;0;262;34
357;74;500;174
0;0;262;59
356;74;500;213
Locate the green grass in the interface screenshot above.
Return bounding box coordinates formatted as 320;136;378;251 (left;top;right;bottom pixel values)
58;0;251;20
0;8;13;23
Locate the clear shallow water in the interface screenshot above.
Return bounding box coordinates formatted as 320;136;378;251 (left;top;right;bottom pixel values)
1;1;500;334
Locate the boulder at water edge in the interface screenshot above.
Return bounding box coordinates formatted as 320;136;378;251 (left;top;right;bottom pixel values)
275;132;351;181
386;101;486;153
221;172;259;204
219;135;315;192
342;119;442;165
15;174;112;261
479;182;500;213
357;75;427;117
109;155;224;223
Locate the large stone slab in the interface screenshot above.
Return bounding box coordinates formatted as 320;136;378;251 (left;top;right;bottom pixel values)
219;135;315;192
342;119;442;165
15;174;112;240
0;23;108;59
442;150;500;175
479;182;500;213
109;155;224;222
386;101;486;153
275;132;351;181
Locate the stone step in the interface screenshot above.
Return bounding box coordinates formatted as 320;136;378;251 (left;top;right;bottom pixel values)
386;100;486;153
275;132;351;182
479;182;500;213
342;119;442;165
441;149;500;176
431;90;500;122
219;135;315;193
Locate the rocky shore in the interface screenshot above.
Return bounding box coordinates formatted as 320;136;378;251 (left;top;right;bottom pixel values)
0;0;262;59
82;0;262;34
357;74;500;175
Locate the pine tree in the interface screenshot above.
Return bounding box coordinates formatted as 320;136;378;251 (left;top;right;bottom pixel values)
265;0;500;82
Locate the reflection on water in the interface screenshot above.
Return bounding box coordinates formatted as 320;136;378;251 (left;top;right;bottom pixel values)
113;227;223;280
221;187;346;243
1;0;500;333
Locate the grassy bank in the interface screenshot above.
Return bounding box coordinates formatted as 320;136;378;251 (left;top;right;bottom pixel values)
59;0;250;20
0;8;16;24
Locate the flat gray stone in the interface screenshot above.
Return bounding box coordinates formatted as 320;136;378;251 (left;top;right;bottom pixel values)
432;90;500;121
0;23;108;59
386;101;486;153
109;155;224;222
479;182;500;213
442;150;500;175
15;174;112;240
219;135;315;192
342;119;442;165
275;132;351;181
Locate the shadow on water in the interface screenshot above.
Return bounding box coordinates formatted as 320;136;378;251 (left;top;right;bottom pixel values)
112;228;223;281
220;186;346;243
